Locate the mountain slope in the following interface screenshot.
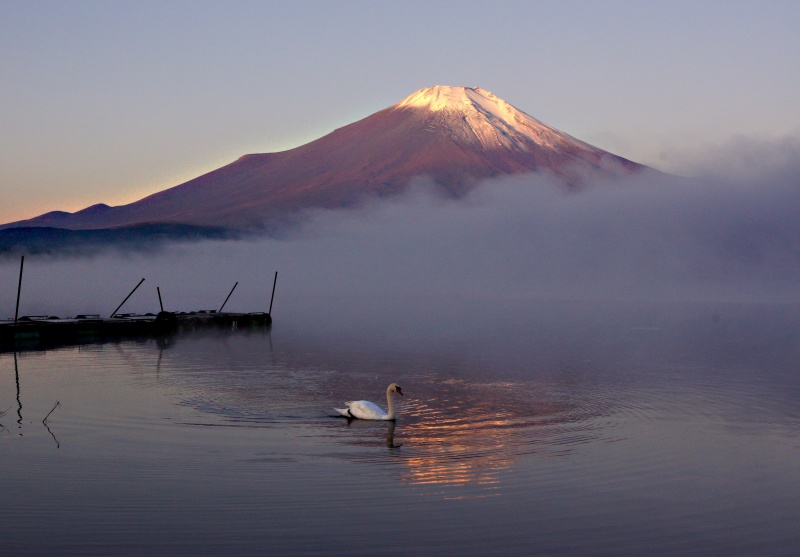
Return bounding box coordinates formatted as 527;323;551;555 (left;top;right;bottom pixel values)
2;86;648;231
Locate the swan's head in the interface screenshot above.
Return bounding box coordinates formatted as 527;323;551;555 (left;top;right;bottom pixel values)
389;383;403;396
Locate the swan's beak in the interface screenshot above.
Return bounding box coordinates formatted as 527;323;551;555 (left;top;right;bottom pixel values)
396;387;403;396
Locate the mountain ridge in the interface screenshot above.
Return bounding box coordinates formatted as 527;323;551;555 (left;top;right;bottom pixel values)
1;86;649;232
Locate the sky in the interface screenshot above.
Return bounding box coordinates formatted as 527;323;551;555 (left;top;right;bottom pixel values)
1;0;799;225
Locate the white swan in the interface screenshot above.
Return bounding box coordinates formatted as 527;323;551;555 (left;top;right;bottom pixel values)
334;383;404;420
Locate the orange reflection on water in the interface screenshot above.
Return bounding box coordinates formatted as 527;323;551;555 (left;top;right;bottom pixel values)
332;378;601;496
398;419;514;489
392;386;555;491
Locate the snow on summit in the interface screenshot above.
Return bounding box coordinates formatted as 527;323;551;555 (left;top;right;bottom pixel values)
397;86;518;119
395;85;594;153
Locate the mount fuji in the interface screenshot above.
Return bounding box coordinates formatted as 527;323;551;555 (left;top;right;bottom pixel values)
1;86;651;245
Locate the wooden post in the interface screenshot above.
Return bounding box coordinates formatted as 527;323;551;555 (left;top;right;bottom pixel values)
14;255;24;325
110;278;145;317
219;282;238;313
268;271;278;315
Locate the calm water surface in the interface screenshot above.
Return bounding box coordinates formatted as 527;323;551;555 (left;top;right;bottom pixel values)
1;301;799;556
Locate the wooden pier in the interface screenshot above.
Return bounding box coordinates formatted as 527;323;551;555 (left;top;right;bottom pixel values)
3;256;277;352
0;310;272;352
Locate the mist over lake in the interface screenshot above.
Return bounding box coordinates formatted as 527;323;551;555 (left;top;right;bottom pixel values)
2;158;800;556
3;158;799;322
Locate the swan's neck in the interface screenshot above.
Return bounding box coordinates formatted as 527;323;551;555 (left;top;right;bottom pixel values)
386;387;396;420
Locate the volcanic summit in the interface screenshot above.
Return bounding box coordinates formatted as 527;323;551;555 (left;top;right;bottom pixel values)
2;86;648;232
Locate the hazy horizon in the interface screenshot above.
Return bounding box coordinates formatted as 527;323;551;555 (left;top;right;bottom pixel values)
2;142;798;331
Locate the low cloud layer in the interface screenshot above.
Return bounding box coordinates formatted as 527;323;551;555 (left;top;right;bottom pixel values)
2;138;799;339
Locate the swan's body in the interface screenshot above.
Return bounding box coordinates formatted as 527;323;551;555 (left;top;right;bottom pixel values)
335;383;403;420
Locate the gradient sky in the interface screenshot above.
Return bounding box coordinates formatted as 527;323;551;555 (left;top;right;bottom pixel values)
2;0;798;224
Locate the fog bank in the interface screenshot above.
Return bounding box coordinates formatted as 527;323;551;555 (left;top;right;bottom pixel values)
2;143;799;339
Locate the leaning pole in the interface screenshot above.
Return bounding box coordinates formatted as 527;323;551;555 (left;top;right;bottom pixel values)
14;255;24;326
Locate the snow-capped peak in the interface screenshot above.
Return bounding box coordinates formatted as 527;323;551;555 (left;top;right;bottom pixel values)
397;86;517;119
395;85;590;154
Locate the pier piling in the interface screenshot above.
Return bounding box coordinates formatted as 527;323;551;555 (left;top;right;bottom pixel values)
219;282;239;313
110;278;145;317
268;271;278;315
14;256;24;326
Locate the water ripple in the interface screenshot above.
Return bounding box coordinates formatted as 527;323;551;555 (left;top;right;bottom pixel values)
324;377;615;493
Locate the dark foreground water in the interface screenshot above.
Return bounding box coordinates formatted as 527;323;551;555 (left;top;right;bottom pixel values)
1;301;799;556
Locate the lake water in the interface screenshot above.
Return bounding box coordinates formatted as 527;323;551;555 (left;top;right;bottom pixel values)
1;300;799;556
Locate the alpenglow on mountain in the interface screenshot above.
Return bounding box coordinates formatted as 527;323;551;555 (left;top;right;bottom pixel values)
2;86;649;232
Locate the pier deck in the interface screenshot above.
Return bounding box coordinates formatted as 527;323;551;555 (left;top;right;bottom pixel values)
0;311;272;352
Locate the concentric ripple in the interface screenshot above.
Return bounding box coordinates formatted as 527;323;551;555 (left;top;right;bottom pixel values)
325;376;618;493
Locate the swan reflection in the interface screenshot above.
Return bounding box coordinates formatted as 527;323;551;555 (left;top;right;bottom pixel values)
346;418;401;448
